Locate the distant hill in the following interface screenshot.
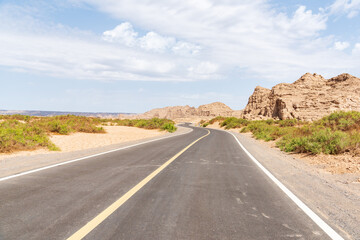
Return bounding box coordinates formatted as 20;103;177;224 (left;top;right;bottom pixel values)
121;102;243;120
0;110;133;118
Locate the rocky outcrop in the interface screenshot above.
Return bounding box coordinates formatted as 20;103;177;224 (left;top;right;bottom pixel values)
197;102;234;117
122;102;241;120
137;105;198;119
243;73;360;121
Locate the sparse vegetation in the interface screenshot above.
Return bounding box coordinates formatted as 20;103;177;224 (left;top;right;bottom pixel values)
107;118;177;132
203;111;360;155
221;117;249;129
201;122;209;127
0;115;177;153
208;116;226;124
0;120;59;153
161;122;177;133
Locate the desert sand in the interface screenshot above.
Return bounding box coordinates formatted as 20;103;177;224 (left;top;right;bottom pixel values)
0;126;167;160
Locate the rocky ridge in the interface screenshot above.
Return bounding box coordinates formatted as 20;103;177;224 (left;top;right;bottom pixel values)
120;102;242;120
242;73;360;121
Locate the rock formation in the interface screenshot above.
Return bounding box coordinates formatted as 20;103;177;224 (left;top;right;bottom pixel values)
121;102;242;120
243;73;360;121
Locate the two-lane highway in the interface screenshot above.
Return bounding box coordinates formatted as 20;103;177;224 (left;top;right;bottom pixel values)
0;124;341;239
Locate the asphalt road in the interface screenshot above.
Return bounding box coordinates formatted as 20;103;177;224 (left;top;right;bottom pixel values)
0;124;336;239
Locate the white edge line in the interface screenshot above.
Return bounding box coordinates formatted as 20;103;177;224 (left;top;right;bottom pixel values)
224;130;344;240
0;128;193;183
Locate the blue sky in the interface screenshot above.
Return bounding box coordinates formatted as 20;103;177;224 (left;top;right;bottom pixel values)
1;0;360;113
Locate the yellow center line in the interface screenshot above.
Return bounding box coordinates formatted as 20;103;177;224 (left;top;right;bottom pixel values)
67;129;210;240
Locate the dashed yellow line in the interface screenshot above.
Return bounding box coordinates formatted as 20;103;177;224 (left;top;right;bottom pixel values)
67;129;210;240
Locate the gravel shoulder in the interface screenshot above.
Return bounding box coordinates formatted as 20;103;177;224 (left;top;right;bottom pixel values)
0;126;192;179
228;129;360;240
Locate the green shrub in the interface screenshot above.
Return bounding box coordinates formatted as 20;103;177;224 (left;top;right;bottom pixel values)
278;119;299;127
37;115;105;134
114;118;176;132
161;123;177;132
0;114;33;121
277;128;350;154
0;120;59;153
315;111;360;131
221;117;249;129
209;116;226;124
202;123;209;127
265;119;275;125
234;111;360;155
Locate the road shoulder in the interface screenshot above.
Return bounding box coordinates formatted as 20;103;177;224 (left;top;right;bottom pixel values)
229;129;360;240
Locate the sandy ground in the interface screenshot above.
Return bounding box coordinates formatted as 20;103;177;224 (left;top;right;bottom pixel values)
206;122;223;129
0;126;167;160
174;117;212;125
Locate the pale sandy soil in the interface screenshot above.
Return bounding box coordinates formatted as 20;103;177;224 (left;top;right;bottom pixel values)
206;124;360;176
0;126;167;160
174;117;212;124
206;122;223;129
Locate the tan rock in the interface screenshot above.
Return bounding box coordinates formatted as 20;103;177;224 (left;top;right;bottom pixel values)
243;73;360;121
122;102;240;121
197;102;234;117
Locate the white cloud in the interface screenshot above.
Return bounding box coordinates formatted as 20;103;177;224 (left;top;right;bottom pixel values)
334;41;350;50
353;43;360;54
102;22;200;54
1;1;360;84
75;0;348;81
329;0;360;18
0;5;211;82
102;22;138;46
139;32;175;52
172;41;201;56
187;62;219;79
0;29;190;81
276;6;327;38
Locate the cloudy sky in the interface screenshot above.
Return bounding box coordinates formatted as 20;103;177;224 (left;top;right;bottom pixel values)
1;0;359;113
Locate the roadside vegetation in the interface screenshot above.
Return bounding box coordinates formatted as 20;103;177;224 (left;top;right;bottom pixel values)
0;115;176;153
103;118;177;132
202;111;360;156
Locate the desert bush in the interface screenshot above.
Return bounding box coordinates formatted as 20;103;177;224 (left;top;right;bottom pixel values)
315;111;360;131
0;114;34;122
241;121;294;141
161;123;177;132
34;115;105;135
114;118;176;132
0;120;59;153
221;117;249;129
277;128;349;154
202;122;209;127
209;116;226;124
278;119;299;127
230;111;360;155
